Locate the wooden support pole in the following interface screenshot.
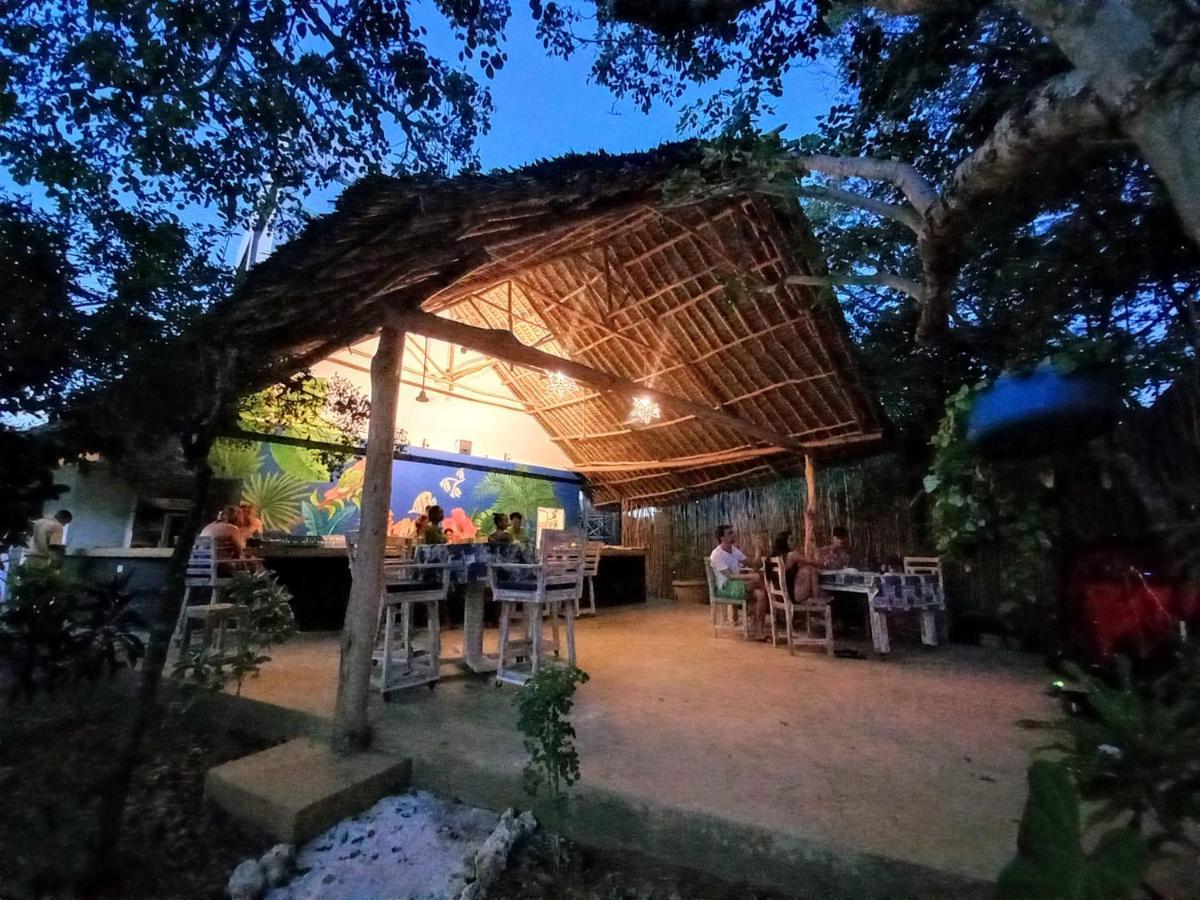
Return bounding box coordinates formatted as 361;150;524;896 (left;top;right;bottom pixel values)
804;453;818;558
332;323;404;752
394;309;813;454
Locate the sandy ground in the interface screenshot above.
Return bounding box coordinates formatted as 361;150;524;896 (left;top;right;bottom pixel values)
243;601;1056;883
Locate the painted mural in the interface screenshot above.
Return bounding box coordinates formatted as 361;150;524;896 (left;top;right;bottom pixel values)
208;438;580;539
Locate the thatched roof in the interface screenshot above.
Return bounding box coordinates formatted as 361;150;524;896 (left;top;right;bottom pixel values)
225;143;885;507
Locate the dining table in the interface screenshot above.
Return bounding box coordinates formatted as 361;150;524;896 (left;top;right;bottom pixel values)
411;542;533;672
818;569;945;655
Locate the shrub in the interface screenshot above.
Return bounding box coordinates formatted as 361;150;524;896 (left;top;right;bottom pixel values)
172;569;295;696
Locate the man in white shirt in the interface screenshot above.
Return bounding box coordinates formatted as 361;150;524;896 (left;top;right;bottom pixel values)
709;524;768;637
25;509;72;566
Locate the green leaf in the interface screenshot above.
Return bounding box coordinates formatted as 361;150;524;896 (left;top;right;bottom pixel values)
998;760;1084;900
922;474;941;493
1082;828;1149;900
270;437;329;482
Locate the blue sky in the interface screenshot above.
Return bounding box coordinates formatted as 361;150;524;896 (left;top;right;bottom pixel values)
290;11;840;218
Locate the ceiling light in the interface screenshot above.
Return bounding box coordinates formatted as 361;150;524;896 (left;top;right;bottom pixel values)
629;396;661;425
546;371;578;400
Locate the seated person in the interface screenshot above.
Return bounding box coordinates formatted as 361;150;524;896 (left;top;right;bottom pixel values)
200;505;245;557
237;501;263;544
419;505;447;545
509;511;528;545
487;512;513;544
817;525;852;570
709;525;768;637
770;528;830;606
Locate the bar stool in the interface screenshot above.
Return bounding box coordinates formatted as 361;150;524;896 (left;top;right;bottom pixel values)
575;540;603;617
173;536;261;652
489;531;584;687
349;538;448;697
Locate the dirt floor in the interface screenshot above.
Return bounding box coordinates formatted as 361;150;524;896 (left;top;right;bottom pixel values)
241;601;1058;888
0;679;273;900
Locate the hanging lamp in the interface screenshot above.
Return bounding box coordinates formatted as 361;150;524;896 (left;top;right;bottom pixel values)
415;336;431;402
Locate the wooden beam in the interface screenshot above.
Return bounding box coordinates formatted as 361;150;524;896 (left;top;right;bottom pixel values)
333;322;403;752
804;453;817;557
395;310;822;455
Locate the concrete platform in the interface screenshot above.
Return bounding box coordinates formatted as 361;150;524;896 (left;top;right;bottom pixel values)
205;736;411;843
236;602;1057;894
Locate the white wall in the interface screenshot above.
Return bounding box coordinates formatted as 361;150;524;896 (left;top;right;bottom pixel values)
312;335;573;470
43;463;137;550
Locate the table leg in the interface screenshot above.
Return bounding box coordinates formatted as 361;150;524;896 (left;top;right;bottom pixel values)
461;586;498;673
530;601;543;677
867;588;890;655
565;598;576;667
920;609;938;646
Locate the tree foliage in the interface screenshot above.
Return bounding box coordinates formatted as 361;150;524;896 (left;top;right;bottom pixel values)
548;2;1199;455
0;0;504;227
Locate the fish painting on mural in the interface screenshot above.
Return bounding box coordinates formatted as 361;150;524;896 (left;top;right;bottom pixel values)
409;490;437;515
439;467;466;498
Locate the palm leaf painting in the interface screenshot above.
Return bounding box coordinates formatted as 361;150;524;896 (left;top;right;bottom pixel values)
473;470;559;531
208;439;263;479
242;472;308;532
269;425;342;482
301;491;358;536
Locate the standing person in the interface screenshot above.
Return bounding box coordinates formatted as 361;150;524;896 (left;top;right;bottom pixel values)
487;512;512;544
508;511;527;545
25;509;72;567
200;505;245;556
709;525;768;638
419;505;447;545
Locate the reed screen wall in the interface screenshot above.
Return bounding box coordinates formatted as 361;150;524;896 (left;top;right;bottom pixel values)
622;456;924;600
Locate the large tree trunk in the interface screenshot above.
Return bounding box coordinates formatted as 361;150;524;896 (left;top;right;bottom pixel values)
84;435;215;888
1011;0;1200;250
332;324;404;752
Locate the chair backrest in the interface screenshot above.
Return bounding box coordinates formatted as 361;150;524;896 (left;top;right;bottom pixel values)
186;535;238;586
703;555;720;602
582;540;603;577
764;556;790;606
541;530;586;600
904;555;944;591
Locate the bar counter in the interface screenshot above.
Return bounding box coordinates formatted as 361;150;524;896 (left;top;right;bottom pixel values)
65;541;649;629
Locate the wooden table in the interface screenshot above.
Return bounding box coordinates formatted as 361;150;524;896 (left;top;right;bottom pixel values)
818;570;945;655
412;543;532;673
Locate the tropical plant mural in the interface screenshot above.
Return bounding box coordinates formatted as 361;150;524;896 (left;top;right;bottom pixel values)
208;439;263;479
241;472;309;531
212;435;576;540
471;469;560;536
299;459;366;535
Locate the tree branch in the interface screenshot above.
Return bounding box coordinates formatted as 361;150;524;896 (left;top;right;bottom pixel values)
794;154;940;216
786;272;924;302
916;70;1115;340
792;184;922;232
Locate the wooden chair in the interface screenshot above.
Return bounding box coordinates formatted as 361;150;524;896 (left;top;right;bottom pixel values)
173;536;259;652
904;555;948;642
705;559;749;640
490;531;584;686
348;536;447;696
576;540;603;617
765;556;833;656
